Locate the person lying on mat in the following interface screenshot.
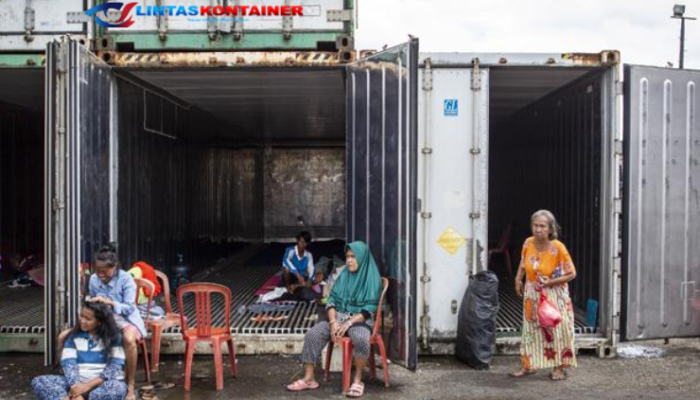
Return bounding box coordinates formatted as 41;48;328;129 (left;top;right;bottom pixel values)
32;301;127;400
282;231;321;301
287;241;382;398
58;244;146;400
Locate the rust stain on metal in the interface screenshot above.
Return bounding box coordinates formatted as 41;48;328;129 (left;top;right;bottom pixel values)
562;51;620;66
105;51;341;68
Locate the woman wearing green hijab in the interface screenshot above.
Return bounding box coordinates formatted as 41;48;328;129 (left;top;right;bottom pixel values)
287;241;382;397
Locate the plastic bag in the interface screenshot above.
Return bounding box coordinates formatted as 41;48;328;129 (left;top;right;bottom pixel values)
537;288;562;328
455;270;500;370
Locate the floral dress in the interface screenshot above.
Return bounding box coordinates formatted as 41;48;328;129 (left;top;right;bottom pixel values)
520;237;577;371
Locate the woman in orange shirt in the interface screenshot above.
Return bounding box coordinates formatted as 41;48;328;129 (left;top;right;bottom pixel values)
511;210;577;380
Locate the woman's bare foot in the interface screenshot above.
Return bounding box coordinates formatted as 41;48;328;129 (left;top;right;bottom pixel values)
126;385;136;400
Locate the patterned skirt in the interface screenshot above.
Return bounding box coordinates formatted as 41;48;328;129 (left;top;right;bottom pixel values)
520;282;577;371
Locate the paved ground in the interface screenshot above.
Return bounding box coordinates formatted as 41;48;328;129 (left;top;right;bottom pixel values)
2;339;699;400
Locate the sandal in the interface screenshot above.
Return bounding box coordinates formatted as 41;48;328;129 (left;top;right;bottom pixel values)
286;379;320;392
153;382;175;390
550;370;567;381
509;369;536;378
140;392;160;400
347;382;365;398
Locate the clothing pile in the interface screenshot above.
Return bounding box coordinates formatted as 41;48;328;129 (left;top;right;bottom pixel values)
128;261;166;320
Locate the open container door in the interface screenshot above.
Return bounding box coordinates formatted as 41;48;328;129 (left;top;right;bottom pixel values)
345;39;419;369
622;65;700;341
44;38;113;363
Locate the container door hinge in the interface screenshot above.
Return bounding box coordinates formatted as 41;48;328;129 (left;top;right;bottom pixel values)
422;58;433;91
469;212;481;220
52;198;64;212
470;148;481;155
471;58;481;91
327;9;353;22
57;48;67;74
420;275;431;283
24;6;35;42
231;0;244;41
156;0;169;41
66;12;90;24
613;197;622;215
615;81;624;96
282;0;293;40
614;139;623;156
421;147;433;154
421;212;432;219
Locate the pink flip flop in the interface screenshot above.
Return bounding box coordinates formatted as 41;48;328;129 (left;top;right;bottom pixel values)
286;379;320;391
347;382;365;398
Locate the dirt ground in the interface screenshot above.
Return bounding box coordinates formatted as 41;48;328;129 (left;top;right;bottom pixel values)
2;339;699;400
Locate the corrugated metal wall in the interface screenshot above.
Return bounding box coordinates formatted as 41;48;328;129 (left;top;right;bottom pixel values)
489;70;603;312
0;101;44;277
116;78;264;272
263;147;345;240
79;52;113;263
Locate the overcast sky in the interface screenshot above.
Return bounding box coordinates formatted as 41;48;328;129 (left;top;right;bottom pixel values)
355;0;700;69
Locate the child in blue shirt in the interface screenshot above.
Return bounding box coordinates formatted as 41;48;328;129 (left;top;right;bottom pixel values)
282;231;321;300
32;301;127;400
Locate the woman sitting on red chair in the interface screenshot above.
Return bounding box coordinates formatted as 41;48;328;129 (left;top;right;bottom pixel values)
286;241;382;398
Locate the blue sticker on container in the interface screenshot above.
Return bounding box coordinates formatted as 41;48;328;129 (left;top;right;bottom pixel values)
444;99;458;116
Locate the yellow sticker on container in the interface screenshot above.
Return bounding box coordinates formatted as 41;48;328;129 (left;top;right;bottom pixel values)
437;226;466;255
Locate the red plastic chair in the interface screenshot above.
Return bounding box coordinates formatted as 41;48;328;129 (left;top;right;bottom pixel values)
488;224;513;276
133;278;153;383
324;277;390;393
177;283;237;391
146;270;182;372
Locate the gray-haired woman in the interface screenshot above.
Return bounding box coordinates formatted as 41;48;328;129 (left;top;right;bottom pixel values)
511;210;577;380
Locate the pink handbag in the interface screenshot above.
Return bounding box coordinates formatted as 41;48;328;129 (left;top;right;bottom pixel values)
537;289;562;328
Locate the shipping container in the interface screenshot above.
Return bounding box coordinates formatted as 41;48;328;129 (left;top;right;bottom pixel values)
1;35;699;370
415;53;700;357
0;0;355;54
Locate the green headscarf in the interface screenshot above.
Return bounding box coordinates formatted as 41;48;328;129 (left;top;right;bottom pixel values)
328;241;383;314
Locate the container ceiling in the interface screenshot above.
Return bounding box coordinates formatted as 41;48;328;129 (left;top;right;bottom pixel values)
0;69;44;111
129;68;346;141
489;67;592;120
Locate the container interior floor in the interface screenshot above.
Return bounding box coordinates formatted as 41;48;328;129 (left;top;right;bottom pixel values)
0;240;345;336
488;66;607;335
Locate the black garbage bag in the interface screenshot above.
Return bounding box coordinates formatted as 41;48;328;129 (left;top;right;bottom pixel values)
455;270;500;369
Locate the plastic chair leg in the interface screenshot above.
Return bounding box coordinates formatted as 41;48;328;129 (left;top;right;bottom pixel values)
184;340;195;392
342;339;352;394
150;324;162;373
368;347;377;380
376;339;390;387
212;338;224;391
324;343;334;381
505;251;513;277
226;339;237;377
140;340;151;383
